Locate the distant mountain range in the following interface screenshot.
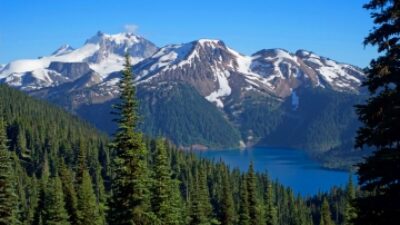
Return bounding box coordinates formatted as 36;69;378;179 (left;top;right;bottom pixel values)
0;31;368;168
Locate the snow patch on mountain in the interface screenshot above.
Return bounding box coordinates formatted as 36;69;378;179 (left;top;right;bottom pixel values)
205;69;231;108
151;43;194;70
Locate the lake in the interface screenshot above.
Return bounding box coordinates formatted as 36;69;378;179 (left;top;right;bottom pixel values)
195;147;354;196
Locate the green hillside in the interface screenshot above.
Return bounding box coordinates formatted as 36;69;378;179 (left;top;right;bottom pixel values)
0;83;355;225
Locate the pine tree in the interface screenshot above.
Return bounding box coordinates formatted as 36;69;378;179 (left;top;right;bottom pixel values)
189;167;211;225
0;118;19;225
319;198;334;225
93;164;108;225
58;161;79;225
151;138;183;225
32;158;50;225
354;1;400;224
75;140;87;185
108;54;154;225
264;182;277;225
247;162;259;225
198;167;212;221
12;152;28;224
42;176;70;225
77;170;101;225
343;175;356;225
238;175;250;225
220;167;234;225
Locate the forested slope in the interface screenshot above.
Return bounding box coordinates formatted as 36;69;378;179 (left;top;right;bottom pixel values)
0;84;355;225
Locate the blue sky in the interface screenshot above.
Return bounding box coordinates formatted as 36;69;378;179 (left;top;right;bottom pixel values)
0;0;376;67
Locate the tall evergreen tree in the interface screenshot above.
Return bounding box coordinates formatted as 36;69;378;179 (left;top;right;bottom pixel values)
198;167;212;222
343;175;356;225
189;167;212;225
42;176;70;225
264;182;277;225
247;162;259;225
238;175;250;225
151;138;183;225
220;167;234;225
319;198;334;225
354;1;400;224
75;140;87;185
58;161;79;225
108;54;154;225
32;157;50;225
93;164;108;225
0;118;19;225
77;170;102;225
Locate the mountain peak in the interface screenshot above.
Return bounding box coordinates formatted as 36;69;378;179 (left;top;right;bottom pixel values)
295;49;320;59
52;44;75;56
197;39;222;44
252;48;294;59
85;31;142;46
194;39;226;48
0;31;158;83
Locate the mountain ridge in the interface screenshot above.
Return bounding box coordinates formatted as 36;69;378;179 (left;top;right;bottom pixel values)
0;32;366;167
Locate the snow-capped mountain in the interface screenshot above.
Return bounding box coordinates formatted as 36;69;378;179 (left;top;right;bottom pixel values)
0;32;364;101
0;31;158;90
0;32;366;151
133;39;364;108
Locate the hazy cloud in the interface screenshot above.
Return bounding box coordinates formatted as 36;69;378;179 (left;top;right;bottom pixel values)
124;24;139;33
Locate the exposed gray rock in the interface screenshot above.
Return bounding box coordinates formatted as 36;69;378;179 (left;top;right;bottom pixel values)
48;61;92;80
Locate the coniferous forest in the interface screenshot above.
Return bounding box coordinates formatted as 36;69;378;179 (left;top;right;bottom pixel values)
0;57;358;225
0;0;399;224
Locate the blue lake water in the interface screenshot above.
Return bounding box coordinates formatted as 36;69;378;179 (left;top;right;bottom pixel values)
195;147;353;196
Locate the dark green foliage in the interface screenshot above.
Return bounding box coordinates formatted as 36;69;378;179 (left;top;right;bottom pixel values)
139;82;241;148
77;170;102;225
219;167;235;225
353;1;400;224
77;81;242;149
264;182;277;225
0;84;108;225
151;138;183;225
108;55;154;225
228;93;283;143
319;198;334;225
343;175;356;225
0;118;19;225
0;84;108;172
238;175;250;225
189;167;212;225
258;89;362;150
246;162;259;225
42;176;70;225
58;162;78;225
